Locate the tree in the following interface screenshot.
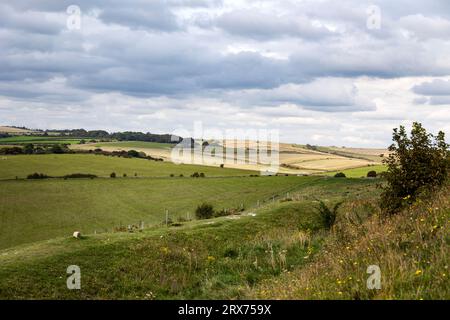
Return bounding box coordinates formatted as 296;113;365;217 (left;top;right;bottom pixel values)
381;122;448;215
367;170;377;178
195;203;215;220
24;143;34;154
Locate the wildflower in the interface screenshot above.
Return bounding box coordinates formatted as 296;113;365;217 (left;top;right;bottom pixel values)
160;247;170;254
207;255;216;263
415;270;422;276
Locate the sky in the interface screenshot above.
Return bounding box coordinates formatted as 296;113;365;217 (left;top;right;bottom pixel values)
0;0;449;147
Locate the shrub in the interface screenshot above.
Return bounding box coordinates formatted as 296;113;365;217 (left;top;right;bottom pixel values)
27;173;49;180
315;200;342;230
24;144;34;154
195;203;215;220
110;172;116;178
123;173;127;178
63;173;97;179
170;174;174;177
367;170;377;178
191;172;200;178
334;172;346;178
381;122;448;215
127;150;140;158
199;172;205;178
50;144;66;154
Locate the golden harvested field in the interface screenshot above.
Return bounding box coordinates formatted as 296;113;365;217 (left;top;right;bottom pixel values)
0;126;34;134
72;141;385;174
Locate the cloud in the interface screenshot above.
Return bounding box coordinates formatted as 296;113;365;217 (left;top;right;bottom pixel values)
413;79;450;105
0;0;449;146
216;10;334;40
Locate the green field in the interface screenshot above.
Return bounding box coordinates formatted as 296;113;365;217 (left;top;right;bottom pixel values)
0;173;324;249
0;154;254;180
93;141;174;150
0;177;378;299
325;165;387;178
0;136;83;145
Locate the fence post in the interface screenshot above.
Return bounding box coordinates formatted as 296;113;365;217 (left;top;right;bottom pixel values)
165;209;169;226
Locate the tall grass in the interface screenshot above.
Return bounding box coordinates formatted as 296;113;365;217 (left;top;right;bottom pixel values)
247;185;449;299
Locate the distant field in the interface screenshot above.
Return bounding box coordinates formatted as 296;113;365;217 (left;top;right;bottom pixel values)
75;141;384;174
0;126;34;134
0;175;321;249
325;164;387;178
93;141;174;150
0;136;82;145
0;154;255;180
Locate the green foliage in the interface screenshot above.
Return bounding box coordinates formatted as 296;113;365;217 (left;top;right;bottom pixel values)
334;172;346;178
27;173;49;180
195;203;215;220
381;122;448;215
63;173;97;179
315;200;343;230
367;170;377;178
110;172;116;178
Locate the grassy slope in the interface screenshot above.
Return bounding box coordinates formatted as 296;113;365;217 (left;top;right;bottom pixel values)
0;175;318;249
93;141;174;150
247;185;450;300
0;178;374;299
0;154;255;180
0;136;82;144
325;165;387;178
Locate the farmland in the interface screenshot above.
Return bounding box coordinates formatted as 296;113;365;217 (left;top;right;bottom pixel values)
0;156;317;249
73;141;385;174
0;136;83;145
0;154;254;180
325;164;387;178
0;176;378;299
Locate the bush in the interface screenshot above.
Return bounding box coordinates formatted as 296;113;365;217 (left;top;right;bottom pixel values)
191;172;200;178
195;203;215;220
127;150;140;158
123;173;127;178
110;172;116;178
199;172;205;178
334;172;346;178
50;144;66;154
27;173;49;180
0;147;23;155
63;173;97;179
367;170;377;178
24;144;34;154
315;200;342;230
381;122;448;215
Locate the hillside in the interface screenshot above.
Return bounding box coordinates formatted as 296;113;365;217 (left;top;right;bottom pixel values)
0;177;376;299
0;178;447;299
72;141;386;175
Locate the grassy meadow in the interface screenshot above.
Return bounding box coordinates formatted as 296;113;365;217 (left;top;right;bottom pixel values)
325;165;387;178
0;171;320;249
0;154;255;180
0;177;378;299
0;136;83;145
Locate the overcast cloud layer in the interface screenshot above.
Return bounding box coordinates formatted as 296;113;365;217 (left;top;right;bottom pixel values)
0;0;449;147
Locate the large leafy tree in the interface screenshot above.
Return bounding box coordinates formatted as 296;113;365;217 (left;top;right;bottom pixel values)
381;122;448;215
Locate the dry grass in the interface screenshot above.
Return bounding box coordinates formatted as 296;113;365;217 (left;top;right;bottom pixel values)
0;126;33;134
73;141;381;174
246;185;450;300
